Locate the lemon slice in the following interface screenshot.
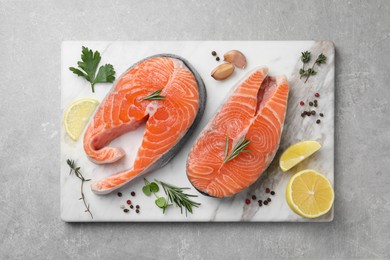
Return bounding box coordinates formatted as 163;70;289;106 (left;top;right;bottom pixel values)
279;140;321;172
63;98;99;141
286;169;334;218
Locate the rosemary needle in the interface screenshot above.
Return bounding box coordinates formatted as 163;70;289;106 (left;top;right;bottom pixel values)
224;136;250;163
143;88;165;101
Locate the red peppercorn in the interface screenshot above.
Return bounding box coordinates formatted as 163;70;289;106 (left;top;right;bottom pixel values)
315;93;320;97
299;101;304;106
265;188;270;193
245;199;251;205
126;200;132;205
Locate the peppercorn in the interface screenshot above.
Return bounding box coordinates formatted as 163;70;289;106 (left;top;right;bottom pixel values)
131;191;136;196
136;205;140;209
316;119;321;124
252;195;257;200
309;102;313;106
117;192;122;197
267;198;271;202
130;205;134;209
126;200;132;205
211;51;217;56
270;191;275;195
258;201;263;207
216;57;220;61
320;113;324;117
265;188;270;193
263;200;268;205
136;209;140;214
314;103;318;107
245;199;251;205
300;101;304;106
311;110;316;115
123;209;129;213
301;112;306;117
315;93;320;97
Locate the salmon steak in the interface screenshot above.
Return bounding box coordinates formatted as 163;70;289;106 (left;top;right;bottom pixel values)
84;54;206;194
186;67;289;198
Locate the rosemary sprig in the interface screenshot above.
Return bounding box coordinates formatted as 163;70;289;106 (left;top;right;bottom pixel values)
299;51;311;79
304;53;327;83
224;136;250;163
157;180;201;216
66;159;93;219
143;88;165;101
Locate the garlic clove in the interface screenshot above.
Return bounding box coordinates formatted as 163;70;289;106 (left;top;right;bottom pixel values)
223;50;247;69
211;63;235;81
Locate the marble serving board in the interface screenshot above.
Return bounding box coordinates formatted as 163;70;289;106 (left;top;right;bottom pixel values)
61;41;335;222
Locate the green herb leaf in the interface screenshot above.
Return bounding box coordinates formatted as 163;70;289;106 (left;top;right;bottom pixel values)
142;185;151;196
143;88;165;101
155;197;167;208
301;51;311;63
69;46;116;93
224;137;250;163
315;53;327;65
150;182;159;193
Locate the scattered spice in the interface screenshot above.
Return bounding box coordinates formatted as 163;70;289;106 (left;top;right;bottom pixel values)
270;191;275;195
130;205;134;209
301;112;305;117
315;93;320;97
320;113;324;117
131;191;136;196
123;209;129;213
251;195;257;200
311;111;316;115
300;101;305;106
126;200;132;205
136;209;140;214
216;57;220;61
267;198;271;202
309;101;313;106
211;51;217;56
265;188;270;193
117;192;122;197
136;205;140;209
245;199;251;205
316;119;321;124
263;200;269;205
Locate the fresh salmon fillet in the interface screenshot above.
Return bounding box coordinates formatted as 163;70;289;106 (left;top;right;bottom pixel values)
186;67;289;197
84;55;206;194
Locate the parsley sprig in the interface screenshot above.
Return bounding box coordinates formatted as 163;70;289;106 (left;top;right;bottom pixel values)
69;46;116;93
299;52;327;83
66;159;93;219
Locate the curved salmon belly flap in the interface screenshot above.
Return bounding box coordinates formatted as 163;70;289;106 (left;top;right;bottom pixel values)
84;55;206;194
186;67;289;198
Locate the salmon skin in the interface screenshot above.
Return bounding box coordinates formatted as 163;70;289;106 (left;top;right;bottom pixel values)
186;67;289;198
84;54;206;194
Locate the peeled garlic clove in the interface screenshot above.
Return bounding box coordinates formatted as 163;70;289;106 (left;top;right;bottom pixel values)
223;50;247;69
211;63;235;80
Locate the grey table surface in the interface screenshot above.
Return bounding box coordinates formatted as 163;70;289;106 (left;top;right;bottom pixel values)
0;0;389;259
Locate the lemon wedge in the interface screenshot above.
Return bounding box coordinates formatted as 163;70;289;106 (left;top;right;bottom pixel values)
286;169;334;218
63;98;99;141
279;140;321;172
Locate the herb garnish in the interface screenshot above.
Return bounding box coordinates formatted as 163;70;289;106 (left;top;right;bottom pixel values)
143;88;165;101
142;178;172;213
142;178;200;215
224;136;250;163
66;159;93;219
158;181;201;215
69;46;116;93
299;52;327;83
299;51;311;79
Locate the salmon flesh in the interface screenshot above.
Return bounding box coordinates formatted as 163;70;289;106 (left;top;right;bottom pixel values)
186;67;289;198
84;54;206;194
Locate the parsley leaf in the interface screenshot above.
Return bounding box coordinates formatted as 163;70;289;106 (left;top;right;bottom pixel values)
69;46;116;93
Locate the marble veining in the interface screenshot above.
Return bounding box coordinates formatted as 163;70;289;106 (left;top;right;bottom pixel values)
61;41;334;222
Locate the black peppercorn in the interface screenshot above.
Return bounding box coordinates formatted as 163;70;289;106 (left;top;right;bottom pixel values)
211;51;217;56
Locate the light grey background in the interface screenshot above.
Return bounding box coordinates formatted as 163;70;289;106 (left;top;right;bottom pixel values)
0;0;389;259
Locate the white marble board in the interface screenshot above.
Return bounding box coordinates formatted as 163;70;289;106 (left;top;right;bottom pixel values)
61;41;335;222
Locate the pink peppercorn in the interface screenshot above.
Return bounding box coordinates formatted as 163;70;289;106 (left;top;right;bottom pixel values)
315;93;320;97
245;199;251;205
300;101;304;106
